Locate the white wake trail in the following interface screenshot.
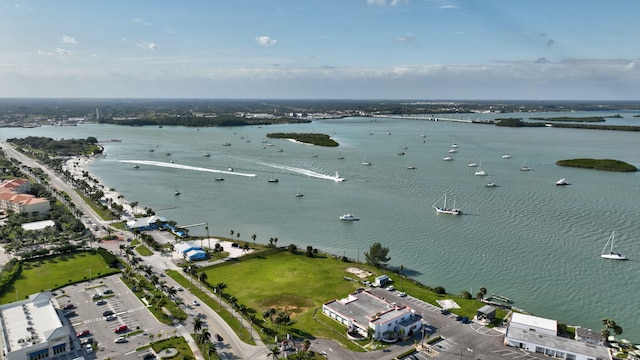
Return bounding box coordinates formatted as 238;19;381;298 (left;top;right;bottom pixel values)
258;162;345;182
119;160;257;177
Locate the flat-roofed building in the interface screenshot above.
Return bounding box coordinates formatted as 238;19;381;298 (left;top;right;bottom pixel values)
322;289;421;340
0;179;50;215
0;292;71;360
505;313;611;360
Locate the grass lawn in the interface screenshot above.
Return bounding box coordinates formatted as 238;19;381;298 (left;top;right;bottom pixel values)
136;245;153;256
199;248;494;349
0;252;119;304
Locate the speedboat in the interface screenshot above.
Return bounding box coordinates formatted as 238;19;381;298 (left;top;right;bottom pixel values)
215;177;224;181
339;213;360;221
556;178;570;185
295;192;304;197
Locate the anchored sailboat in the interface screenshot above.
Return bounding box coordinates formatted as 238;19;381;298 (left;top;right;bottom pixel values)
433;193;461;215
601;231;628;260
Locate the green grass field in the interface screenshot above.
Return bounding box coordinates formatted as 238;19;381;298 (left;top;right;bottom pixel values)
199;248;504;348
0;252;119;304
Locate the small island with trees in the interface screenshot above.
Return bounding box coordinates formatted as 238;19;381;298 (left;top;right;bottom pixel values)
266;133;339;147
556;158;637;172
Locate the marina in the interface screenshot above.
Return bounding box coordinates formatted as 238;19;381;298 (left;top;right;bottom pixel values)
2;111;640;341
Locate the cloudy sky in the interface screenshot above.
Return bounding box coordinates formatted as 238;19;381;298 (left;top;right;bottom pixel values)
1;0;639;100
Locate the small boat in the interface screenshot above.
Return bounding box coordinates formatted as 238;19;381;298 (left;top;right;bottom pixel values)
339;213;360;221
398;151;406;156
488;294;512;303
520;159;531;171
133;165;140;169
468;161;478;167
268;174;279;183
362;155;371;166
407;165;416;170
338;153;345;160
448;148;457;153
295;192;304;197
215;177;224;181
442;153;453;161
202;153;211;157
450;139;458;148
485;179;498;187
600;231;628;260
277;148;284;152
556;178;570;186
501;150;512;159
174;184;181;196
312;154;318;158
401;146;408;150
228;166;234;172
433;193;461;215
475;163;488;176
222;142;231;146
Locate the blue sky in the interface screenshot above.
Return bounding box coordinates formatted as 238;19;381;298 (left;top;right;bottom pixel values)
1;0;639;100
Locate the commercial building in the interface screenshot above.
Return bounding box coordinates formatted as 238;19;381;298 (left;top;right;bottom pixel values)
504;313;611;360
0;292;72;360
0;179;50;216
126;215;166;231
174;242;207;261
322;289;422;340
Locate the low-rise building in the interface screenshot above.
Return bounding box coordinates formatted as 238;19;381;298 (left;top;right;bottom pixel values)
174;241;207;261
126;215;166;231
0;179;50;215
0;292;72;360
322;289;421;340
504;313;611;360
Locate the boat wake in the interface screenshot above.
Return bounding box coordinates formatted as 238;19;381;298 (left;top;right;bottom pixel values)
258;162;345;182
119;160;257;177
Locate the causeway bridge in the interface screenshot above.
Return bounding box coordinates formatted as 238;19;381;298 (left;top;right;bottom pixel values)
372;114;473;123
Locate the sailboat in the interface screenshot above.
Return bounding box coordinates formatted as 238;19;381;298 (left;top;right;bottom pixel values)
600;231;628;260
502;150;512;159
338;152;345;160
174;184;181;196
202;147;211;157
520;159;531;171
442;152;453;161
468;159;478;167
485;177;498;187
433;193;461;215
362;155;371;166
475;162;488;176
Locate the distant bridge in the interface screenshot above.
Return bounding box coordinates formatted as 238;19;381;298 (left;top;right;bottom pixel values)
372;114;473;123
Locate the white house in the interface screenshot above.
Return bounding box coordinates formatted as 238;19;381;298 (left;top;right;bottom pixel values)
322;289;421;340
504;313;611;360
0;292;72;360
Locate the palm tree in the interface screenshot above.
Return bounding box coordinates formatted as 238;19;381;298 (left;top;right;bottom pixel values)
216;282;227;308
251;234;257;244
230;230;234;239
267;346;281;360
236;232;240;241
263;307;276;324
198;272;208;290
206;342;217;360
193;318;203;333
198;328;211;344
228;296;238;313
167;286;177;300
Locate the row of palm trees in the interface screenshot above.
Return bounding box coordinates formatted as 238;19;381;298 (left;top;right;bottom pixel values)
192;318;219;360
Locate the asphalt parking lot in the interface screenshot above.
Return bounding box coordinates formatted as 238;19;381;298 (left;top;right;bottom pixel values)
55;274;174;360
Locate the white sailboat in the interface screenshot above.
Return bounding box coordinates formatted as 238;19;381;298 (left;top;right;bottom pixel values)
362;155;371;166
475;162;488;176
433;193;461;215
442;152;453;161
502;150;512;159
601;231;628;260
520;159;531;171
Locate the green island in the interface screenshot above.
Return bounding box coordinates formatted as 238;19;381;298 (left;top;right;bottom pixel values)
266;133;339;147
556;158;637;172
529;116;607;122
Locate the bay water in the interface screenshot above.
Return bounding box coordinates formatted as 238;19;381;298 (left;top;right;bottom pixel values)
3;111;640;340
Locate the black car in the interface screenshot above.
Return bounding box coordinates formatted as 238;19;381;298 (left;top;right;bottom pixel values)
215;333;223;342
440;309;450;315
143;353;156;360
63;311;76;317
102;310;114;316
104;289;114;294
455;315;462;321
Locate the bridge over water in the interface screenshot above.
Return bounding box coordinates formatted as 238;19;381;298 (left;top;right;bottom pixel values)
372;114;473;123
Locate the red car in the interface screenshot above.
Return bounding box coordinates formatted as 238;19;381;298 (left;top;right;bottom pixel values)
63;303;75;310
77;329;90;337
114;325;128;333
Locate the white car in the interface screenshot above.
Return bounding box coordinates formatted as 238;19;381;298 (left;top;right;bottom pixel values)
397;291;407;297
85;344;94;353
192;300;199;306
386;285;395;291
115;336;128;343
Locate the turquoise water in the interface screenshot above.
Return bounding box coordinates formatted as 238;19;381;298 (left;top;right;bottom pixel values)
4;112;640;340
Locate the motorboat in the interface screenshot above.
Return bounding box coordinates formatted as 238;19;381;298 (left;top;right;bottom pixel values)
556;178;570;185
340;213;360;221
215;177;224;181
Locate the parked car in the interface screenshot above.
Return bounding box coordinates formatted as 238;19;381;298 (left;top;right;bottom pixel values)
63;303;75;310
461;316;470;324
215;333;223;342
397;291;406;297
104;289;114;294
455;315;463;321
92;293;101;299
63;311;76;318
102;310;114;316
192;300;199;306
114;336;128;343
106;314;117;321
440;309;450;315
142;354;155;360
85;344;93;353
96;299;107;305
385;285;395;291
77;330;90;337
81;337;93;345
114;325;128;333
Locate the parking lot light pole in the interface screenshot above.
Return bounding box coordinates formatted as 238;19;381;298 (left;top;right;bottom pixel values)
89;268;92;282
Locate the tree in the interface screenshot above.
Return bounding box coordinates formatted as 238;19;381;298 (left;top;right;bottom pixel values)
206;342;217;360
601;318;623;340
193;318;203;333
364;242;390;268
267;346;281;360
252;234;257;244
198;272;208;290
215;282;227;308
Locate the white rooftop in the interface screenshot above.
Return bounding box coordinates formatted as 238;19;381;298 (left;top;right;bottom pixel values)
1;292;65;351
511;312;557;332
21;220;55;231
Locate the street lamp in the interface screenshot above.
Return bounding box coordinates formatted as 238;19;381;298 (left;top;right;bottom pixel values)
89;268;92;282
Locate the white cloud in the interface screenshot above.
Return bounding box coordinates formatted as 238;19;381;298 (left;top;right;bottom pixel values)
395;36;415;43
62;35;77;45
137;41;158;51
367;0;409;5
132;18;151;26
55;48;71;55
255;36;277;47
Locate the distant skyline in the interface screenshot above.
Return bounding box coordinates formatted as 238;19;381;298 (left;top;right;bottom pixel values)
1;0;639;100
